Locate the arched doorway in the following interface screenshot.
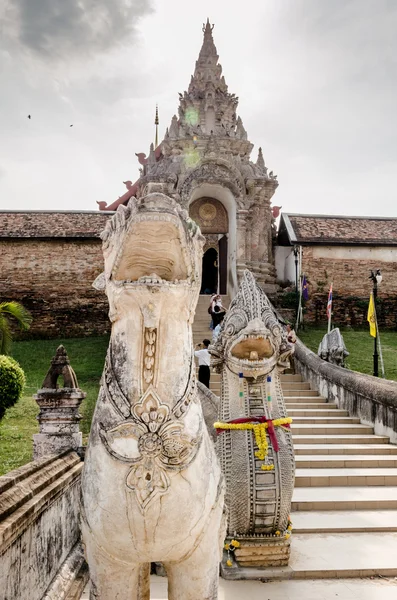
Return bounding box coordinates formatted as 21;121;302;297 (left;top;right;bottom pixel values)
189;197;229;295
201;247;218;294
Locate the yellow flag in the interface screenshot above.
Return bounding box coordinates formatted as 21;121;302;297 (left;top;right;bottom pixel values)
367;293;377;338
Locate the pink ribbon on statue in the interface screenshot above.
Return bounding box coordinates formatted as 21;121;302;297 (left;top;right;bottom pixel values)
215;416;290;453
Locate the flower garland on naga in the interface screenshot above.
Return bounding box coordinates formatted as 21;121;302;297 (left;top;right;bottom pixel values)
214;375;293;471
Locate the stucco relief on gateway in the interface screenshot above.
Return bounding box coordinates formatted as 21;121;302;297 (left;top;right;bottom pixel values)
189;197;228;234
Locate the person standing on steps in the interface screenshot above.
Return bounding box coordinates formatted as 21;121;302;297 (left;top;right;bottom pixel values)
194;339;211;388
212;311;225;343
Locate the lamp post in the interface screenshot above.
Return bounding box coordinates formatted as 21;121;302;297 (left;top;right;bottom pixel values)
369;269;382;377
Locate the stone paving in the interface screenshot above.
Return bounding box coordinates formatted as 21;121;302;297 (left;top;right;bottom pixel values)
82;576;397;599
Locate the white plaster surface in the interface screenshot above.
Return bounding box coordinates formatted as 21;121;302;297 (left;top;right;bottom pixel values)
82;576;397;600
312;245;397;262
275;245;295;283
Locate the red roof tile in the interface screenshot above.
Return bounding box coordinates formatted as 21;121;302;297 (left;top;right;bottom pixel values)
279;214;397;246
0;211;112;238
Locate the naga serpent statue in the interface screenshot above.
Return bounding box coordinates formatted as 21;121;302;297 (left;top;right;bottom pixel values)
210;270;295;575
81;193;225;599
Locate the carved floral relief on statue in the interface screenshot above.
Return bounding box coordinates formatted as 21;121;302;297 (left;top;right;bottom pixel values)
99;379;201;511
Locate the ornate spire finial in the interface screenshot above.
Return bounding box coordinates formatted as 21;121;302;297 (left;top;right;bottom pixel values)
154;104;159;148
188;18;226;97
256;147;266;171
202;18;214;33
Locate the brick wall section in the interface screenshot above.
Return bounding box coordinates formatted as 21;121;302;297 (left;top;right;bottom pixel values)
301;247;397;328
0;239;109;338
0;211;113;337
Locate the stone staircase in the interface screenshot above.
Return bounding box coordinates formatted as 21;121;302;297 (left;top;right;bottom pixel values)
193;297;397;579
81;302;397;597
285;371;397;578
192;294;229;396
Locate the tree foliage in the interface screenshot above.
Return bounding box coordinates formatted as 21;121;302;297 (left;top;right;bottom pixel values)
0;355;26;420
0;301;32;355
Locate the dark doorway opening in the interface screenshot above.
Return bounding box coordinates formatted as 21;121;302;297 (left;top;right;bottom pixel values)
201;247;218;294
218;235;228;295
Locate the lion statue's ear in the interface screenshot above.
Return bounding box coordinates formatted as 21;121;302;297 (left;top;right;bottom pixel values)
92;272;106;291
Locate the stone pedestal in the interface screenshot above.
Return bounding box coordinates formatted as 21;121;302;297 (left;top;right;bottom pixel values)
221;536;291;580
33;346;86;460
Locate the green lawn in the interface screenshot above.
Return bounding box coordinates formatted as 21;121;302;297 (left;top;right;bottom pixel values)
1;330;396;475
298;328;397;382
0;336;108;475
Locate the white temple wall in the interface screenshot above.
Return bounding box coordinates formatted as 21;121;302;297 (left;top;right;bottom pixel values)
275;246;295;283
311;245;397;262
189;183;238;296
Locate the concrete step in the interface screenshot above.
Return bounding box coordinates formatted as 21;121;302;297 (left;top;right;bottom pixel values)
292;424;374;436
284;390;321;397
292;434;389;445
295;467;397;487
82;575;397;596
295;454;397;468
286;397;328;404
291;417;361;425
193;318;213;323
281;382;311;391
292;486;397;510
288;409;349;417
287;532;397;578
292;510;397;533
294;444;397;455
280;374;303;382
286;402;331;410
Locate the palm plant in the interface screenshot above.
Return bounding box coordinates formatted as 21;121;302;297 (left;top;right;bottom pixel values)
0;301;32;355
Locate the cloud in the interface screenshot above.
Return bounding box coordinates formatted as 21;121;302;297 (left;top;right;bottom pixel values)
1;0;153;60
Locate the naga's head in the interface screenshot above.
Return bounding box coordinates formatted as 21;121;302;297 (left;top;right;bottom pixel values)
96;193;204;322
210;271;293;378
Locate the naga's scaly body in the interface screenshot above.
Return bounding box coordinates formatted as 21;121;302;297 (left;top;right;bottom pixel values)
211;271;295;571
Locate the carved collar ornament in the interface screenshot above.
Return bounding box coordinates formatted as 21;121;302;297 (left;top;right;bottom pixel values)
99;347;202;511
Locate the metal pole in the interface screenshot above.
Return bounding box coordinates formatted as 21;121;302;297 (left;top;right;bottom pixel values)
373;281;379;377
294;247;299;323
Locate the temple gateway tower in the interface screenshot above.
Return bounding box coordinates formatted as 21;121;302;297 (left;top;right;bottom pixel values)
101;20;279;296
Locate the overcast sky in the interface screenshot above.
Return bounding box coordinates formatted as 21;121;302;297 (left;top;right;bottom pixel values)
1;0;396;216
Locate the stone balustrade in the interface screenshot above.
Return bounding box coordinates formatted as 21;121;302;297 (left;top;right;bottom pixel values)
0;345;88;600
293;338;397;444
0;452;86;600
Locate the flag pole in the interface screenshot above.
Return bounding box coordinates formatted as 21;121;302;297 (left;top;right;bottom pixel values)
295;276;302;332
327;283;333;334
299;247;304;330
373;302;385;378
